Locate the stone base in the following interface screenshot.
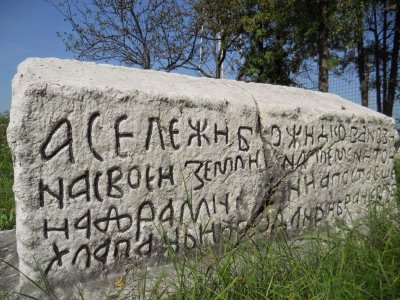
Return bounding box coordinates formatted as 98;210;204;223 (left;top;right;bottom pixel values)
0;230;18;295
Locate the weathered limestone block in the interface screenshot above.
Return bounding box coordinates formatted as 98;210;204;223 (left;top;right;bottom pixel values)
252;88;398;233
0;230;18;295
7;58;398;296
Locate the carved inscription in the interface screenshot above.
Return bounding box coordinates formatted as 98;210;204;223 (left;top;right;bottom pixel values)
10;59;399;294
24;107;398;280
37;114;262;275
264;120;397;232
34;114;398;275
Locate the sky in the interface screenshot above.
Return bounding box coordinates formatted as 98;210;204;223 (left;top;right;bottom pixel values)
0;0;199;113
1;1;395;123
0;0;363;113
0;0;74;113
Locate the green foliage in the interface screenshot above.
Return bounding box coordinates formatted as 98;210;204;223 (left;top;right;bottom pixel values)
7;203;400;299
156;201;400;300
195;0;246;42
0;116;14;230
237;0;370;87
192;0;250;78
238;0;300;84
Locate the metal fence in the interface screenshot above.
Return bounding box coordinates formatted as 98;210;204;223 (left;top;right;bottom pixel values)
316;71;400;130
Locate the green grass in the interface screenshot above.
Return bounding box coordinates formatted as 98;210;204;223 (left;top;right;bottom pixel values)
4;204;399;299
2;206;400;300
0;116;14;230
147;201;399;300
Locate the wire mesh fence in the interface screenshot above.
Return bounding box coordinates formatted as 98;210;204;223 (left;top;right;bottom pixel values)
306;70;400;131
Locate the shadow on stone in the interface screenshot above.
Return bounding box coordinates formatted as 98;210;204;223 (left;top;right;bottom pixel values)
0;229;18;294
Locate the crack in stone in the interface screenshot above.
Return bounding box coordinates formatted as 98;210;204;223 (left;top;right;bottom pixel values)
232;86;350;243
239;135;346;242
232;90;275;244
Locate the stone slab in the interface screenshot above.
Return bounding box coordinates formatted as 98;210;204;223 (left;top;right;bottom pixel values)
0;229;18;295
7;58;399;297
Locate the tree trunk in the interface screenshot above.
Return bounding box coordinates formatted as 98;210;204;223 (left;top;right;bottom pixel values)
142;46;151;69
384;3;400;117
215;32;222;79
373;3;382;112
357;39;369;107
318;0;329;92
215;62;222;79
382;0;388;109
215;47;226;79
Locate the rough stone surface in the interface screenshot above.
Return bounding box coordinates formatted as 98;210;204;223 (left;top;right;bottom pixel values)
7;58;399;297
0;229;18;295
